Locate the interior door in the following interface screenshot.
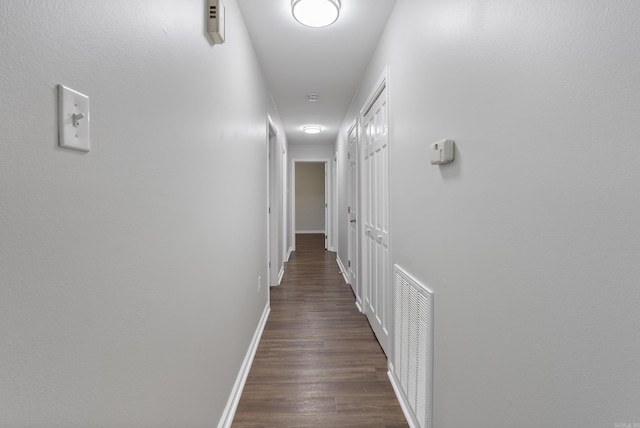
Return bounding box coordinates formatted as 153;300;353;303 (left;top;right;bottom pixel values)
268;128;279;286
324;162;328;250
347;124;359;300
362;82;390;356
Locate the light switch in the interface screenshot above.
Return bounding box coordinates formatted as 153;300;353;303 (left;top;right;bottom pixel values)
58;84;90;152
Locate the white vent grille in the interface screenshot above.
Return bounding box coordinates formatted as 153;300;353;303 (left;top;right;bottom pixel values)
394;265;433;428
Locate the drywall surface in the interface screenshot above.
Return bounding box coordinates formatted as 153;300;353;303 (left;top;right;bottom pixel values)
336;0;640;426
288;143;335;160
295;163;326;232
0;1;280;426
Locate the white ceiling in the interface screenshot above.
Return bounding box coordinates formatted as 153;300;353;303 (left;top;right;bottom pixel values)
237;0;397;146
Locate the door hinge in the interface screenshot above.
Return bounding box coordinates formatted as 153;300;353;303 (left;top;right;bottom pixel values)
268;207;271;214
268;262;271;268
348;260;351;267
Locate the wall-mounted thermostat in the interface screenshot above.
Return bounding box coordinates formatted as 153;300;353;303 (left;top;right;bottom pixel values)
430;139;454;165
208;0;226;45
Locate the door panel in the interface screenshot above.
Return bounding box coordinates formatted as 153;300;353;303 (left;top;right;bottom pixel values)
324;163;328;250
268;131;279;286
347;125;359;299
362;84;390;355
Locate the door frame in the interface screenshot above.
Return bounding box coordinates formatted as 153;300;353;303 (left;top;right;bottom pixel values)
347;120;363;312
281;144;289;263
267;116;282;287
291;158;332;252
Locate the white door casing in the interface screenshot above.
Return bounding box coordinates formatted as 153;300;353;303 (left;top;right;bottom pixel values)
291;159;332;252
281;145;288;262
362;74;390;356
268;120;280;286
324;162;329;249
347;122;361;308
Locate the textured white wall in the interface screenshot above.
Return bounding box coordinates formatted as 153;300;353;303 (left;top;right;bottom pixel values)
0;1;280;426
337;0;640;426
288;143;335;160
295;163;326;232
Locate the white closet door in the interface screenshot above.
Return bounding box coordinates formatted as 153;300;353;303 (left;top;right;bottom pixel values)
362;83;390;356
347;125;359;297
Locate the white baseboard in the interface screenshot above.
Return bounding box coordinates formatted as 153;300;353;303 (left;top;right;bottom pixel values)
295;230;325;234
285;247;292;262
335;256;349;285
217;303;270;428
277;265;285;285
387;368;420;428
355;299;364;314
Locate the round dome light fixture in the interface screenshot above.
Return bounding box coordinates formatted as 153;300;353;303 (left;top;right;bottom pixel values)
292;0;341;28
303;125;322;134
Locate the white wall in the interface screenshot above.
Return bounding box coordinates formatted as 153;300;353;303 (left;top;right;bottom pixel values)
0;1;281;426
336;0;640;426
295;162;326;232
289;143;335;160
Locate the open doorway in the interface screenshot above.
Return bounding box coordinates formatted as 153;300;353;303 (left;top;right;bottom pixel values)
292;160;330;251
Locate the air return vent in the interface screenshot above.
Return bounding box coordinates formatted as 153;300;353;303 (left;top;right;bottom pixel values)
208;0;226;45
394;265;433;428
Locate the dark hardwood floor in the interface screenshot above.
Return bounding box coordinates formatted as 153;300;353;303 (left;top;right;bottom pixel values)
232;234;408;428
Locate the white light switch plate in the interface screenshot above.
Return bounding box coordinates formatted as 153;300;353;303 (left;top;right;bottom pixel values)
58;84;90;152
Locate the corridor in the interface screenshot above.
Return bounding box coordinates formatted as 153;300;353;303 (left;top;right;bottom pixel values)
232;234;408;427
3;1;640;426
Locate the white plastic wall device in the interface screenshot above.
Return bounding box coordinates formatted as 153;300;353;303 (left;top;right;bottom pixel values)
430;139;454;165
208;0;226;45
58;85;90;152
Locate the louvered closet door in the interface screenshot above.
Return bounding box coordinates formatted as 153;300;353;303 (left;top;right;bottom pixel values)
362;84;390;356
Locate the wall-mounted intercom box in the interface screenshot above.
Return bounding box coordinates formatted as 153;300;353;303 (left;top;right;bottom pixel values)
430;139;454;165
208;0;226;45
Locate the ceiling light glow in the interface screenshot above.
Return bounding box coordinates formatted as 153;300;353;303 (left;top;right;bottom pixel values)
292;0;341;28
303;125;322;134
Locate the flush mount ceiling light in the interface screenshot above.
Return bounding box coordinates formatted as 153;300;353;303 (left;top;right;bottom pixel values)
303;125;322;134
292;0;341;28
307;93;319;102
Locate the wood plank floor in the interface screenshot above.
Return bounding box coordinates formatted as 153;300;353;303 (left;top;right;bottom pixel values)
232;234;408;428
